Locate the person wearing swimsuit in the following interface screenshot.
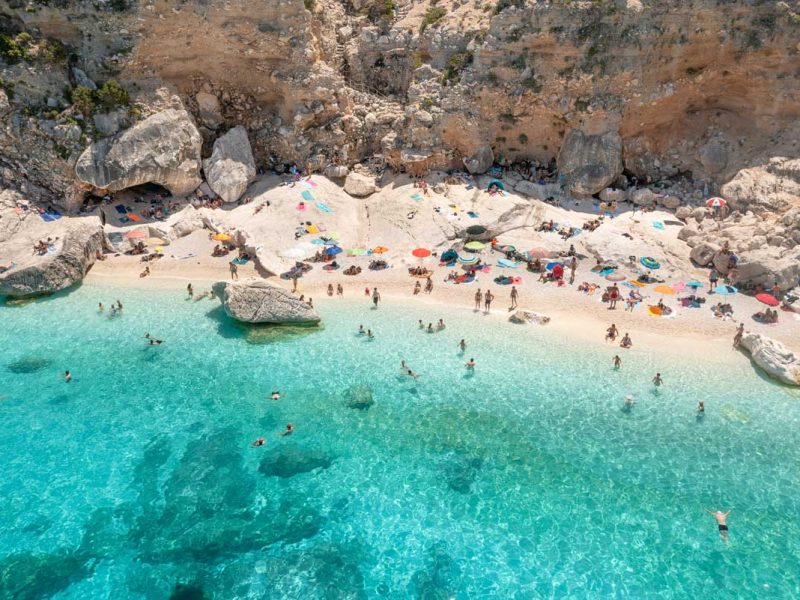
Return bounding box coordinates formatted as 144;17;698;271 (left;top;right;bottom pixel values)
706;509;730;542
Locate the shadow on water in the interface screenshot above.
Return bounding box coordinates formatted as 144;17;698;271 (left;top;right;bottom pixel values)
410;542;461;599
7;356;52;374
206;305;322;345
1;281;85;309
169;583;207;600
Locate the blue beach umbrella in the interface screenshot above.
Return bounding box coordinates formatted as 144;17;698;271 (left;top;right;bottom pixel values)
713;284;737;295
686;280;704;288
458;255;479;265
324;245;342;256
546;261;563;271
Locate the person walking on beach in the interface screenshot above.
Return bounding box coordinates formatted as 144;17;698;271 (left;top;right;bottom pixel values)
474;289;483;311
229;261;239;280
733;323;744;348
605;324;618;342
292;272;299;293
327;284;334;297
187;283;193;299
372;287;381;307
613;355;622;370
652;373;664;387
425;277;433;294
510;286;518;309
484;290;494;313
569;257;577;285
705;509;730;542
709;268;719;290
337;284;343;297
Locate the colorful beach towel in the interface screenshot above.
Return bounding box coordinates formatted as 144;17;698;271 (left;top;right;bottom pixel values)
316;201;333;213
301;190;314;202
301;179;318;188
652;221;665;230
115;204;128;214
467;211;479;219
410;193;423;202
296;202;307;211
127;213;141;222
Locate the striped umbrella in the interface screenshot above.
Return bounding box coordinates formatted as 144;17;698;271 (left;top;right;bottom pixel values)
458;255;479;265
605;273;626;282
706;197;727;208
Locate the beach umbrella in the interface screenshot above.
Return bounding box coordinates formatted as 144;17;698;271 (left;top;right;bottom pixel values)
545;261;563;271
640;256;661;270
714;284;738;295
125;229;146;239
756;293;780;306
686;280;704;288
464;241;486;251
552;264;564;279
213;233;232;242
412;248;431;258
324;245;342;256
528;247;552;259
706;197;727;208
605;273;626;282
466;225;487;235
372;246;389;254
654;285;676;295
458;255;479;265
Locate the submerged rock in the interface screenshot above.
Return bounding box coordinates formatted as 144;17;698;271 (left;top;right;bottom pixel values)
7;356;52;374
344;385;374;410
74;108;202;197
258;444;333;478
213;279;320;324
203;126;256;203
0;222;107;297
740;332;800;386
509;310;550;325
444;456;483;494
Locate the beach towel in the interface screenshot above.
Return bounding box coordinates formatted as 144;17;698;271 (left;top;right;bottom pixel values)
467;211;479;218
127;213;141;222
40;211;61;222
316;201;333;213
301;179;318;188
301;190;314;202
497;258;518;268
652;221;665;230
115;204;127;214
502;190;510;197
306;224;320;234
410;193;423;202
599;268;615;276
296;202;307;211
119;216;131;224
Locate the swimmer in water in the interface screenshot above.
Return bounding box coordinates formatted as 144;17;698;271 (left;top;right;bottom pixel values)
465;358;476;370
652;373;664;386
148;339;163;345
251;437;265;447
271;391;281;401
697;400;705;413
705;509;730;542
437;319;445;330
427;323;434;333
613;355;622;369
280;423;294;436
98;302;104;312
367;329;374;339
459;339;466;352
418;319;424;329
406;368;419;380
624;394;635;406
358;325;365;335
64;370;72;383
401;360;408;371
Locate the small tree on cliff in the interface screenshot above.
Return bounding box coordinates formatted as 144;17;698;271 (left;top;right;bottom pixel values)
96;80;129;110
71;86;94;117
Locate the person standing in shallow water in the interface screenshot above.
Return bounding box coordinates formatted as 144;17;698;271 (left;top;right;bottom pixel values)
474;289;483;311
372;287;381;307
187;283;193;299
484;290;494;313
652;373;664;386
613;355;622;369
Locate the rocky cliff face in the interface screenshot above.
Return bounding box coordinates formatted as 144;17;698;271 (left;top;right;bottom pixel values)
1;0;799;209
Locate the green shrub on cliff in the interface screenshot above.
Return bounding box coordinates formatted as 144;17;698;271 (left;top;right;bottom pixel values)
420;7;447;32
96;79;129;110
70;86;94;117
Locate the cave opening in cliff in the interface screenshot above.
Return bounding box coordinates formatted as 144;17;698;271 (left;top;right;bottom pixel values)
123;182;173;199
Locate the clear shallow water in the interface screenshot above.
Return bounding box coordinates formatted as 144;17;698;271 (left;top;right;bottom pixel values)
0;283;799;599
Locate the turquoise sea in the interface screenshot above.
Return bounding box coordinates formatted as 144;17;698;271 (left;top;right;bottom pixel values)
1;282;799;599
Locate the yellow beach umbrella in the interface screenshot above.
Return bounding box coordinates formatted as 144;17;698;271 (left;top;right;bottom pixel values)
213;233;232;242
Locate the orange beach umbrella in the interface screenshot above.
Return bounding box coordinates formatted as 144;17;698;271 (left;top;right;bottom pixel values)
412;248;431;258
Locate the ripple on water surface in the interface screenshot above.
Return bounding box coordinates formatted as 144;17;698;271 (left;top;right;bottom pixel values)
0;284;799;598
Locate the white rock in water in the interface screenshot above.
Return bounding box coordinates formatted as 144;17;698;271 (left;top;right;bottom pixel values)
509;310;550;325
212;279;320;324
0;221;107;297
740;332;800;386
203;126;256;203
75;108;202;196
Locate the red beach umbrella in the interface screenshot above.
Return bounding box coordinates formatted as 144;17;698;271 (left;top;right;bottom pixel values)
528;247;552;259
755;293;780;306
706;197;727;208
411;248;431;258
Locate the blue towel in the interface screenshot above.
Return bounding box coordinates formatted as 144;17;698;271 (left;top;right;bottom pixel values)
40;211;62;222
301;190;314;202
115;204;127;214
316;201;332;213
119;216;130;223
652;221;665;230
467;211;479;218
410;193;423;202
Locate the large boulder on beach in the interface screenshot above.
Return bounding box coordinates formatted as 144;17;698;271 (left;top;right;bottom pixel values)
463;145;494;175
0;221;106;297
689;242;720;267
740;332;800;386
212;278;320;324
147;204;204;242
203;126;256;203
734;252;800;289
75;108;202;197
557;130;623;196
720;157;800;212
343;171;377;197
